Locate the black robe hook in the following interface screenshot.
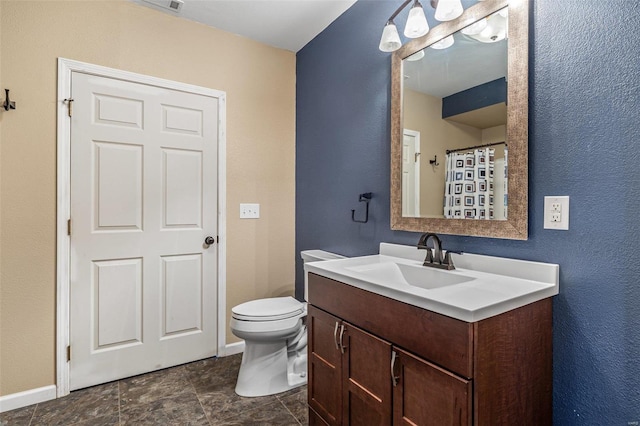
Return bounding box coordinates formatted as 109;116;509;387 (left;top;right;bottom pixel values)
3;89;16;111
351;192;372;223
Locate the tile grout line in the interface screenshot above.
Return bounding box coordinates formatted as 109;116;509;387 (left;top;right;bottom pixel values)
185;365;214;426
118;380;122;425
27;403;37;426
277;397;302;425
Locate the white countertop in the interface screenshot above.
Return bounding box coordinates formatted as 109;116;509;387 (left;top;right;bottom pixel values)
304;243;559;322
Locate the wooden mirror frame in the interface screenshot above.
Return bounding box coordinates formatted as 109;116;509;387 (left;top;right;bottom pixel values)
390;0;529;240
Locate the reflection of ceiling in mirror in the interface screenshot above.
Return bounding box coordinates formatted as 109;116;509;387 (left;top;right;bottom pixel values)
403;32;507;98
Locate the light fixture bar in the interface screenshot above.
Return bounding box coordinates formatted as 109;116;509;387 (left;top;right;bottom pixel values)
387;0;413;23
380;0;466;52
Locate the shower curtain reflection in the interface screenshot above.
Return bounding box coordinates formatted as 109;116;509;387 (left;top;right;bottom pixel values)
444;146;507;220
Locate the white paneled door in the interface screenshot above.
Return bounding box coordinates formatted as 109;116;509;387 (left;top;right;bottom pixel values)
402;129;420;217
69;72;218;390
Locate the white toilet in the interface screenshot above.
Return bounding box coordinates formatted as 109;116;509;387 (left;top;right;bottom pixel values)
230;249;345;397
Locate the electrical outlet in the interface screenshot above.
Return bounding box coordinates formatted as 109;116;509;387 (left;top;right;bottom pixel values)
240;203;260;219
544;196;569;230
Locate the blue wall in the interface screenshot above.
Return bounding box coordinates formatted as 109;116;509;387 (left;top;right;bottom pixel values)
296;0;640;423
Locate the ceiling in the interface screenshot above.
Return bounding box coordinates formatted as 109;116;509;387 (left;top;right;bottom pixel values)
403;33;507;98
130;0;357;52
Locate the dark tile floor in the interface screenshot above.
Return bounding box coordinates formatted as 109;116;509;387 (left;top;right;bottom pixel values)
0;354;308;426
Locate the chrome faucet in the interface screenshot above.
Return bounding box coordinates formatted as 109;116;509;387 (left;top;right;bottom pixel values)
417;233;458;270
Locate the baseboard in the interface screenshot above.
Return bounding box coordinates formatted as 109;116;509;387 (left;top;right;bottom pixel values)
220;341;245;357
0;385;57;413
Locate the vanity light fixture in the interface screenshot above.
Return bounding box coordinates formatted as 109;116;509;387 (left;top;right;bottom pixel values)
405;49;425;61
430;34;455;49
404;1;430;38
461;17;488;35
379;0;467;52
434;0;464;22
465;9;508;43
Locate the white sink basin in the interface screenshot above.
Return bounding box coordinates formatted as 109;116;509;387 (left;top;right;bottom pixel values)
345;262;474;290
305;243;559;322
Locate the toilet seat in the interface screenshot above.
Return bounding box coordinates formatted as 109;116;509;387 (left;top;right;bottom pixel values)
232;296;304;322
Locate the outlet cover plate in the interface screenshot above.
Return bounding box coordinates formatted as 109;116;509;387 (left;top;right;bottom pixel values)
544;196;569;230
240;203;260;219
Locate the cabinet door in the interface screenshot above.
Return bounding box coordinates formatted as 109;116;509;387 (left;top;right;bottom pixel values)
308;305;343;425
393;347;471;426
342;324;392;426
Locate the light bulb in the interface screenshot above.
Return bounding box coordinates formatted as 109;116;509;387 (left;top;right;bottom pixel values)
461;18;487;35
468;11;508;43
430;34;454;50
379;21;402;52
434;0;463;22
406;50;425;61
404;2;429;38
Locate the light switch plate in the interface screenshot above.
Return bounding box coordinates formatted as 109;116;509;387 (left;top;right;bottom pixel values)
544;196;569;230
240;203;260;219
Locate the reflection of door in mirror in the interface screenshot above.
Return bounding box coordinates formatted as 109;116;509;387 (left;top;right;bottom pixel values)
402;129;420;217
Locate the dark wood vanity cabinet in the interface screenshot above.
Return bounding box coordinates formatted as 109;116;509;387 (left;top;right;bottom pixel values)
308;305;392;425
307;273;552;426
393;347;471;425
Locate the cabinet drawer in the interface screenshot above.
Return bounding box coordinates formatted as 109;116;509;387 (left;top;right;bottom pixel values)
308;273;473;378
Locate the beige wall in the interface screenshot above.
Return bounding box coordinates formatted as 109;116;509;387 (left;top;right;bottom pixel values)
403;89;481;218
0;0;296;396
482;125;506;161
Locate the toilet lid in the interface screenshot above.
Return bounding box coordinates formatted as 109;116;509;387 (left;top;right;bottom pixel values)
232;296;304;321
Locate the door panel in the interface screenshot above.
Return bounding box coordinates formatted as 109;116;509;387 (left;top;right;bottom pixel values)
162;104;203;135
94;141;143;230
162;148;202;228
93;258;143;349
94;94;143;128
308;306;342;426
343;324;392;426
161;254;203;337
394;347;471;426
70;71;219;390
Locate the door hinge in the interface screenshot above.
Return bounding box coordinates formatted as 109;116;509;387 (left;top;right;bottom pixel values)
66;345;71;362
67;219;72;236
64;98;74;117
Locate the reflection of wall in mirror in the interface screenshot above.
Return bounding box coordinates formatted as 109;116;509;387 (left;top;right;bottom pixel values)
404;89;507;218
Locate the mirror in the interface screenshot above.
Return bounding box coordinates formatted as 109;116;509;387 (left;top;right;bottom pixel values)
391;0;529;239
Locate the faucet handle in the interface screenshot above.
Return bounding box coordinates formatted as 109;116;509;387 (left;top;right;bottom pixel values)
424;248;434;263
442;250;462;270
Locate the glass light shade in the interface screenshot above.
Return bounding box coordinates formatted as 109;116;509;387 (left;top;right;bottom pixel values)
404;4;429;38
461;18;487;35
406;49;425;61
430;34;454;49
379;22;402;52
434;0;463;22
468;11;507;43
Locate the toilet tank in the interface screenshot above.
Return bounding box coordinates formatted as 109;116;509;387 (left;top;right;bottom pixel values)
300;250;346;301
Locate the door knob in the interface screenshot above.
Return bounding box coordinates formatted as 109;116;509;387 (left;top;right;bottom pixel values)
204;236;215;245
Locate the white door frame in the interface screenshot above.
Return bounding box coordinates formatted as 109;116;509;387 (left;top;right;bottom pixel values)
56;58;228;397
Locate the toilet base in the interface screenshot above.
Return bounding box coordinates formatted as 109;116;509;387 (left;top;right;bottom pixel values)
235;340;307;397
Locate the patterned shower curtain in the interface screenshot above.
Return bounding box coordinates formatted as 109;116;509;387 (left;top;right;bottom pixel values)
444;147;508;220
